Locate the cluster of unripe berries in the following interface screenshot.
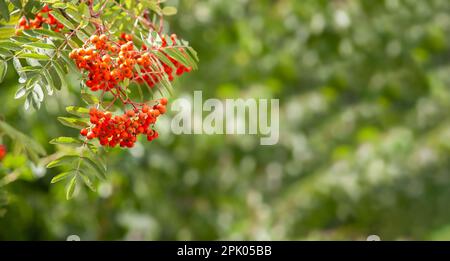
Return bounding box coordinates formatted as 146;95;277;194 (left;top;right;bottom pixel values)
80;98;168;148
69;33;191;92
16;5;64;33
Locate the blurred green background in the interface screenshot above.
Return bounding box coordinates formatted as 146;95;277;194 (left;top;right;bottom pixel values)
1;0;450;240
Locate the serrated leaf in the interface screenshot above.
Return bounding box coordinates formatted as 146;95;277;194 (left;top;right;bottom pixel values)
57;117;89;129
78;3;89;18
162;6;177;16
81;156;106;179
0;48;11;58
51;171;73;183
11;36;33;43
18;53;50;60
31;93;41;110
154;50;175;69
49;67;62;90
50;11;75;30
80;173;96;191
0;41;21;51
66;176;77;200
65;8;82;23
53;61;68;89
49;136;83;146
14;85;27;99
55;59;68;74
33;83;44;101
24;42;55;50
163;48;196;69
47;155;80;168
0;0;10;22
187;46;199;62
32;29;65;39
66;106;90;117
67;39;79;49
81;92;99;105
42;69;54;95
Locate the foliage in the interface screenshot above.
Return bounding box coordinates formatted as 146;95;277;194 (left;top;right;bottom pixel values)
0;0;450;240
0;0;198;199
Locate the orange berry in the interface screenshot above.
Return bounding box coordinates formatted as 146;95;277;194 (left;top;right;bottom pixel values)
160;97;168;105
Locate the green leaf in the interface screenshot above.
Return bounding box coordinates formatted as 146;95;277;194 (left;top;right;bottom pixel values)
57;117;89;129
12;36;33;44
66;176;77;200
51;171;73;183
24;94;31;110
53;61;68;89
18;53;50;60
78;3;90;18
81;156;106;179
0;48;12;58
24;42;55;50
0;0;10;22
0;41;21;51
81;92;99;105
23;0;36;15
0;120;46;158
17;65;41;72
76;29;89;42
67;39;79;49
49;67;62;90
42;69;54;95
32;29;65;39
60;51;77;71
0;59;7;83
32;83;44;102
55;59;68;74
153;50;175;69
11;0;22;9
187;46;199;62
49;11;75;30
80;173;96;192
142;0;161;15
49;137;83;146
46;155;80;168
14;85;27;99
65;8;82;23
52;2;67;9
163;48;197;69
66;106;90;117
162;6;177;16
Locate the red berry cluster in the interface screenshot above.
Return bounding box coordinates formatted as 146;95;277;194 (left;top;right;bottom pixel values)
80;98;168;148
69;33;191;92
16;5;64;33
135;34;192;86
68;32;192;148
69;34;135;91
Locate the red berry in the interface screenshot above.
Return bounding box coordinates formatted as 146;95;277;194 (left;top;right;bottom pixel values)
80;128;88;136
0;144;7;160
